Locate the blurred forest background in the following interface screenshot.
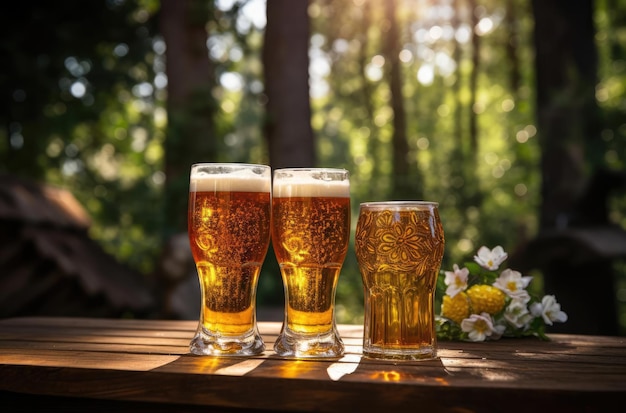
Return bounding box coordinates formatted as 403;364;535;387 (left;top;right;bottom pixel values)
1;0;625;335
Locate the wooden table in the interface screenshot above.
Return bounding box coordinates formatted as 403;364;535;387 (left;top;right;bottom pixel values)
1;317;625;412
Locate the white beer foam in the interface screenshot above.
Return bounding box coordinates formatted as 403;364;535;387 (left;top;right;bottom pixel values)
190;172;270;193
273;177;350;198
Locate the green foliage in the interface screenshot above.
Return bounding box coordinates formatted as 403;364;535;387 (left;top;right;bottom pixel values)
2;0;625;330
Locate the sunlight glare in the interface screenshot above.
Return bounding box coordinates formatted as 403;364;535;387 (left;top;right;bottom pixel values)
516;130;529;143
417;64;434;85
240;0;266;30
132;82;153;98
64;57;91;77
220;72;244;92
310;37;331;98
417;137;429;150
207;34;231;62
414;28;428;43
229;46;243;62
10;132;23;149
399;49;413;63
473;102;485;114
429;25;443;41
501;98;515;112
225;133;241;147
437;25;452;41
455;24;472;44
492;165;504;178
476;17;494;36
216;0;236;10
131;128;148;152
250;80;263;94
457;238;474;253
62;159;83;177
154;73;167;90
435;52;456;76
46;138;63;157
484;152;498;165
365;64;383;82
151;171;165;186
70;81;86;98
153;38;166;55
221;100;236;113
216;0;267;31
113;43;129;57
333;38;350;54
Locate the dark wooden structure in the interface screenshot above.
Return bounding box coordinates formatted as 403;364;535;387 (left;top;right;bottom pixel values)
512;168;626;336
0;174;155;319
1;317;625;412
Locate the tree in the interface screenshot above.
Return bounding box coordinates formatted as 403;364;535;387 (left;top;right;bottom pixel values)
160;0;218;236
528;0;621;335
384;0;422;200
263;0;315;169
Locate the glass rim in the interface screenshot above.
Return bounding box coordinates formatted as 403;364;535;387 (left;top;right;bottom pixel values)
273;167;348;173
191;162;270;169
360;200;439;208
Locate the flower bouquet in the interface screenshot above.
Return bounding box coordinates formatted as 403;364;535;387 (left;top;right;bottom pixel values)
436;246;568;342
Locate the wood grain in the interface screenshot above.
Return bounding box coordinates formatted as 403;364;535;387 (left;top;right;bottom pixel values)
1;317;625;412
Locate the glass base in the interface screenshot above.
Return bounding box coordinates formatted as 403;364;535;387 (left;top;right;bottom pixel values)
362;345;437;361
189;327;265;356
274;327;344;359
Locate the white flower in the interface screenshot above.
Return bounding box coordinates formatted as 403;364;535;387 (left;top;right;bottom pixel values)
444;264;469;298
474;245;508;270
493;268;532;301
530;295;568;326
504;298;534;329
461;312;505;342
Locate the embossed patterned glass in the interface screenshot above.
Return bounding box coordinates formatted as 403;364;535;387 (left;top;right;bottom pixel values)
355;201;445;360
187;163;271;356
272;168;350;358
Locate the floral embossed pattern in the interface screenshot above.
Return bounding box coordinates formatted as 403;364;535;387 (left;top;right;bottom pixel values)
355;201;445;360
355;206;445;275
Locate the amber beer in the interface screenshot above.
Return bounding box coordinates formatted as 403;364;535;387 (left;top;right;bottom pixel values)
187;163;271;356
272;168;350;358
355;201;445;360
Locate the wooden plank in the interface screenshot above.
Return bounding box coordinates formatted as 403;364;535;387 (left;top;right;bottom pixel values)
0;362;622;412
2;337;624;389
1;317;625;413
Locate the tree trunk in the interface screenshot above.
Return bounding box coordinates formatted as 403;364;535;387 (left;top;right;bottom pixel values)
505;0;521;94
468;0;480;156
384;0;419;199
357;1;380;200
533;0;600;230
160;0;216;236
156;0;217;319
530;0;619;335
263;0;315;169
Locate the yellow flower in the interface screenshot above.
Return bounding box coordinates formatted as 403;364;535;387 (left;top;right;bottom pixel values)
467;285;506;315
441;292;471;324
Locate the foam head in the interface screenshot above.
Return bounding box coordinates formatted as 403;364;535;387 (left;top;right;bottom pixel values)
190;164;271;192
273;168;350;198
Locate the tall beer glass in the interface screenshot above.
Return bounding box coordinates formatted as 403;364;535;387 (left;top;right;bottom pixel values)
272;168;350;358
188;163;271;356
355;201;445;360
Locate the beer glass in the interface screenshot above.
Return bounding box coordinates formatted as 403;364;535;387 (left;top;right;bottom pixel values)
355;201;445;360
187;163;271;356
272;168;350;358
